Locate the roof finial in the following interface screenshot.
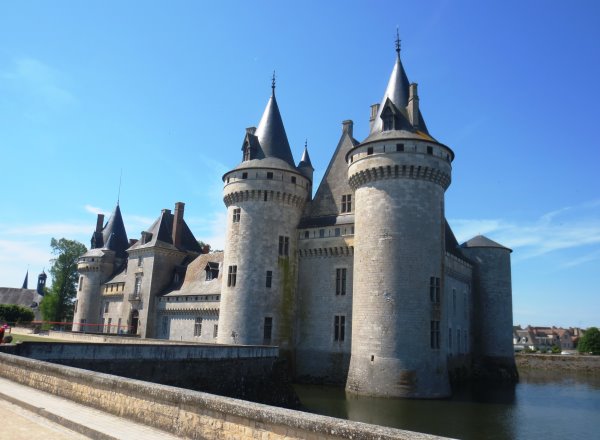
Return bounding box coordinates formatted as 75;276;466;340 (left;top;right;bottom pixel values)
271;70;276;95
395;27;401;57
117;168;122;205
305;138;308;149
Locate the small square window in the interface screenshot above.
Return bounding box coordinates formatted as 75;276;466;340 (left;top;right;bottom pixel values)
427;146;433;155
267;172;274;179
291;176;296;184
367;147;373;155
396;143;404;152
242;172;248;179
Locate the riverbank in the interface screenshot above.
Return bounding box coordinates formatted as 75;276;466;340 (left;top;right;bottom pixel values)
516;353;600;372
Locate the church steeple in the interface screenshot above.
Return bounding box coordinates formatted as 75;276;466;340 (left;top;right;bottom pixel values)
253;74;296;167
22;270;28;289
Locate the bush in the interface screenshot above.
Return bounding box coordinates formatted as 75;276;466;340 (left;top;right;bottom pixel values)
551;345;561;354
539;347;548;354
0;304;35;325
578;327;600;355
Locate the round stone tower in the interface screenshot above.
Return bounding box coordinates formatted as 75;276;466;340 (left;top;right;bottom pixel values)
217;81;310;348
73;205;128;332
345;43;454;398
460;236;518;380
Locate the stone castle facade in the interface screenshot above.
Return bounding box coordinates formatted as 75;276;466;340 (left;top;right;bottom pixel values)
73;43;516;398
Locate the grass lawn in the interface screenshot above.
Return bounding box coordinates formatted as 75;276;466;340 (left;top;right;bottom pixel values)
6;333;64;343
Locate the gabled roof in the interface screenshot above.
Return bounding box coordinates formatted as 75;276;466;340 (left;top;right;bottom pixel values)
0;287;42;310
101;204;129;259
253;90;296;167
163;251;224;297
460;235;512;252
129;209;201;253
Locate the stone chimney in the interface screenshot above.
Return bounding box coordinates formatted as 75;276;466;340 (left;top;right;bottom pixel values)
95;214;105;233
408;83;420;128
173;202;185;249
342;120;353;138
370;104;380;122
246;126;257;135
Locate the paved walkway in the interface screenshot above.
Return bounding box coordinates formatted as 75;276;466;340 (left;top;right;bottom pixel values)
0;377;182;440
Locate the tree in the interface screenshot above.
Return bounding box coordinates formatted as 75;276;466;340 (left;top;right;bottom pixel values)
40;238;87;323
578;327;600;355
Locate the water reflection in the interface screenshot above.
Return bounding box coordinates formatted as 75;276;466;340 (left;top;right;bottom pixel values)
295;371;600;440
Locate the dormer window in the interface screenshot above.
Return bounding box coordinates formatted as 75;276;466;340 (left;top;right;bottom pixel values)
205;262;219;281
381;106;395;131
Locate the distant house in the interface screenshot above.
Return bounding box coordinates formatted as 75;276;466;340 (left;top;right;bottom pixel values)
513;325;576;351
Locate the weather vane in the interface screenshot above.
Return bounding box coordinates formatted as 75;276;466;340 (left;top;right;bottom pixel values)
272;70;276;94
395;27;401;55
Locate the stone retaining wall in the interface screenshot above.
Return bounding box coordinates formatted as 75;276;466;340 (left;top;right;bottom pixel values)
0;353;448;439
516;353;600;372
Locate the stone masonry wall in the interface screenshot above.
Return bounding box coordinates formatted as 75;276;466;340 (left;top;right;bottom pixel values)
0;352;448;440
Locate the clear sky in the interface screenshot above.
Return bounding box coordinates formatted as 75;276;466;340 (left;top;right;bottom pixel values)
1;1;598;328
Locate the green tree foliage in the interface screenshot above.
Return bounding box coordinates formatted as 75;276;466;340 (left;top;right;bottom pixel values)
40;238;87;323
578;327;600;355
0;304;35;324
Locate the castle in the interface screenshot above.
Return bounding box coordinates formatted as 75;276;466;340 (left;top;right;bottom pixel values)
73;40;516;398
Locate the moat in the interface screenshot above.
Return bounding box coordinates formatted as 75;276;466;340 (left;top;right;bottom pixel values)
295;370;600;440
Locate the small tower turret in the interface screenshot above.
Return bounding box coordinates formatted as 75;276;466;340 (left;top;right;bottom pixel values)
36;271;46;295
460;235;518;381
298;141;314;198
218;76;309;349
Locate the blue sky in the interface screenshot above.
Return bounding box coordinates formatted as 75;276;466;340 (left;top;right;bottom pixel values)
0;1;598;328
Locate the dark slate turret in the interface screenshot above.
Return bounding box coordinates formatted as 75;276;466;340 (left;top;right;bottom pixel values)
22;270;28;289
37;271;47;295
101;205;129;259
252;75;296;167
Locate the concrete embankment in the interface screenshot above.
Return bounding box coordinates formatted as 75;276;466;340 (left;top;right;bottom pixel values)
516;353;600;372
0;352;451;440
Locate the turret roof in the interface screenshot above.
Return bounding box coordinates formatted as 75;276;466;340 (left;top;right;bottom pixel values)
460;235;512;252
129;209;201;253
253;86;296;167
101;204;129;259
298;145;314;170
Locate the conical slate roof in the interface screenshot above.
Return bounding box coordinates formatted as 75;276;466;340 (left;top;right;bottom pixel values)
460;235;512;252
254;88;296;167
369;48;431;137
298;145;313;169
102;204;129;259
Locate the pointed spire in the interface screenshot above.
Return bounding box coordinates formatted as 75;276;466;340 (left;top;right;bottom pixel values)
22;270;29;289
254;74;296;167
298;140;314;170
102;204;129;259
369;34;430;135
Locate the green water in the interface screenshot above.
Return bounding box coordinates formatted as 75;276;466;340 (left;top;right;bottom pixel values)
294;370;600;440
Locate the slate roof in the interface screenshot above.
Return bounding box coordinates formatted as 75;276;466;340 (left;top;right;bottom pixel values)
460;235;512;252
298;146;314;170
368;51;432;138
88;204;129;258
253;89;296;167
163;252;224;297
129;209;201;253
0;288;43;316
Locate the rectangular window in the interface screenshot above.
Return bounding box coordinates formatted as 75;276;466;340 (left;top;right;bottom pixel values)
117;318;122;334
396;143;404;152
227;265;237;287
430;320;440;349
427;146;433;155
341;194;352;213
304;231;309;239
278;236;289;256
107;318;112;333
194;317;202;336
334;315;346;341
319;229;325;238
264;317;273;341
267;172;274;179
266;270;272;288
213;324;218;338
291;176;296;184
335;228;340;237
242;172;248;179
104;301;109;313
453;289;456;315
137;256;143;267
232;208;241;223
367;147;373;155
335;268;347;295
134;276;142;296
429;277;440;303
